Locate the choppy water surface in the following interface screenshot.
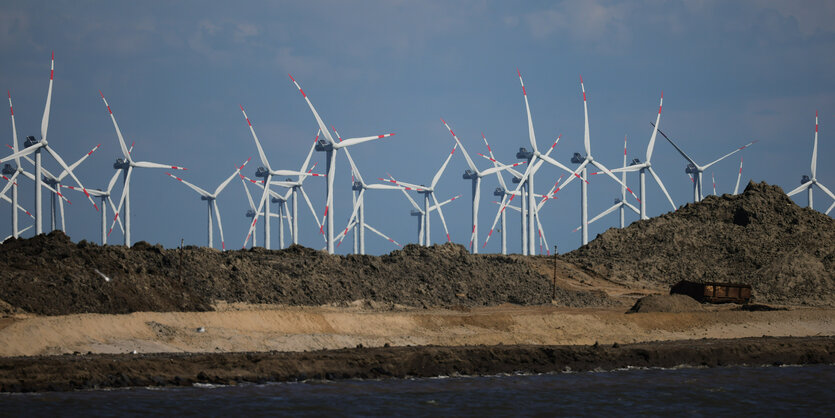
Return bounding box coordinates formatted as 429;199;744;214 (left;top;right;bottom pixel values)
3;364;833;416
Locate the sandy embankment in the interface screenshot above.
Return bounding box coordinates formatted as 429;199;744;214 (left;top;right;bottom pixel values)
1;304;832;357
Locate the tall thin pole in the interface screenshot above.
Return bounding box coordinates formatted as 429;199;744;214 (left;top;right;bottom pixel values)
581;166;588;246
292;187;299;245
35;148;42;235
207;200;213;248
552;245;558;301
521;183;527;255
326;149;336;253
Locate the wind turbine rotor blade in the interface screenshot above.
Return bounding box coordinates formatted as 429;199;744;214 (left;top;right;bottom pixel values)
41;52;54;142
165;172;210;197
440;118;478;172
243;173;272;248
580;75;590;155
430;143;458;190
812;110;818;179
786;181;811;197
591;160;640;203
647;166;677;210
335;133;395;149
342;146;364;185
652;123;698;166
482;194;511;248
431;193;452;242
481;160;527;177
815;182;835;201
109;166;132;236
364;224;402;248
107;170;122;194
298;130;320;174
8;91;21;167
588;202;621;225
288;74;337;145
431;194;462;210
0;144;39;166
240;177;257;209
377;177;426;192
339;189;365;241
646;92;663;162
239;105;272;171
703;140;758;170
366;184;402;190
734;157;743;195
45;146;98;210
133;161;187;170
555;159;590;194
825;200;835;216
58;143;101;182
215;157;251;196
214;201;226;251
624;201;640;215
299;187;325;239
537;153;575;176
99;91;132;160
517;69;538;153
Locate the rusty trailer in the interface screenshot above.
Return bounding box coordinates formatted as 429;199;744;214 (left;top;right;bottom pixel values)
670;280;752;304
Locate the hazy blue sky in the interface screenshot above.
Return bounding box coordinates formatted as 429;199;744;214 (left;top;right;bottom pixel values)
1;0;834;254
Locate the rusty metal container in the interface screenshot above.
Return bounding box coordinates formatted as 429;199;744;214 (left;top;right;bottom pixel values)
670;280;752;304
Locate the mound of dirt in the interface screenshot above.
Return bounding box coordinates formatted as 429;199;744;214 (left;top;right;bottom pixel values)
565;181;835;306
626;294;704;313
0;233;612;316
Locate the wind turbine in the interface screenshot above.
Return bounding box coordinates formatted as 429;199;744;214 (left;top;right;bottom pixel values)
238;105;320;249
378;141;460;247
277;130;326;245
165;157;251;250
786;112;835;212
0;174;35;239
654;123;757;203
62;169;126;245
1;53;99;235
399;184;461;246
37;143;101;233
440;119;526;253
605;94;676;220
330;127;403;254
576;136;639;232
733;157;744;195
240;173;316;249
553;76;642;246
288;74;395;253
99;91;187;246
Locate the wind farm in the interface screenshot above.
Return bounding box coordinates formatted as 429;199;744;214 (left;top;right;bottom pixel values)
0;2;834;409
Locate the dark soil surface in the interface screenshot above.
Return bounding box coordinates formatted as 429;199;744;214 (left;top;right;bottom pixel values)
565;182;835;306
0;235;612;315
1;336;831;392
627;294;704;313
0;181;832;315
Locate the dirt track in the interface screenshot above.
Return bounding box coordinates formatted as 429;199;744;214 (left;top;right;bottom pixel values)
1;336;832;392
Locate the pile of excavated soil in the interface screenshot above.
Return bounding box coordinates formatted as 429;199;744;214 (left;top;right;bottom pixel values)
565;181;835;306
626;294;704;314
0;235;612;316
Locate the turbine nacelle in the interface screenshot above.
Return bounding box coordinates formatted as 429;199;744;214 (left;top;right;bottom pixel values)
685;163;697;174
410;209;421;217
24;136;39;148
246;209;256;218
630;158;641;166
516;147;533;160
314;139;333;152
255;166;269;178
511;176;521;184
352;180;363;191
200;195;210;201
614;197;622;204
462;169;477;180
493;187;504;196
571;152;585;164
801;175;811;184
2;163;15;175
113;158;129;169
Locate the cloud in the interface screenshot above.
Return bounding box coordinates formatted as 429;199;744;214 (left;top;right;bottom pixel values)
522;1;634;51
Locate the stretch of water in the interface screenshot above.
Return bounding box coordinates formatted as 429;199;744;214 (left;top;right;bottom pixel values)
2;364;833;416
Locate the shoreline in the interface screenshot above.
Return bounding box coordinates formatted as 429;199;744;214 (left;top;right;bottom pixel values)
1;336;832;392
